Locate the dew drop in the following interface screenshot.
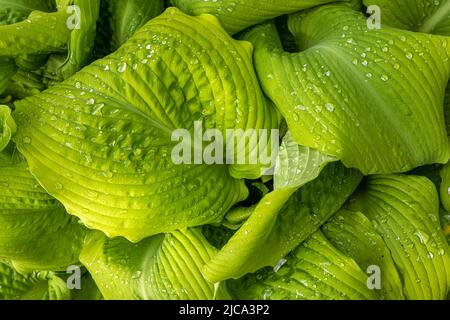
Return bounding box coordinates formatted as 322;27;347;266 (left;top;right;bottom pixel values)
273;259;287;273
117;62;127;73
414;230;429;244
86;190;99;198
325;103;335;112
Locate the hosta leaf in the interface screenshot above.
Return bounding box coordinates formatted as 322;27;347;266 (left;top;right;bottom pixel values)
0;59;16;95
15;54;48;72
69;270;103;300
445;83;450;138
0;10;71;57
203;162;362;282
221;205;255;230
408;164;443;190
350;174;450;299
363;0;450;35
13;8;279;242
171;0;349;35
0;0;55;25
0;262;70;300
347;0;362;10
228;231;378;300
80;229;230;300
2;69;46;100
441;207;450;244
0;105;16;152
0;159;85;273
108;0;165;50
274;130;336;189
440;163;450;241
243;5;450;174
322;209;404;299
44;0;100;82
440;162;450;212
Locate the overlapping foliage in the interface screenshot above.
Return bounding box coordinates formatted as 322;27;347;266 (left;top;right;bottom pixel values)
0;0;449;300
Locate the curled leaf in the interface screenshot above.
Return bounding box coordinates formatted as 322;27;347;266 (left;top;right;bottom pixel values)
363;0;450;35
80;229;230;300
322;209;404;299
228;231;378;300
172;0;351;34
243;5;450;174
0;105;16;152
274;130;336;189
13;8;279;241
204;162;362;282
0;262;70;300
350;174;450;299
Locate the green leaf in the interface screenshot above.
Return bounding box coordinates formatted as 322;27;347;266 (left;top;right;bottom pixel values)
44;0;100;82
0;0;55;25
15;54;49;72
0;10;71;57
69;270;103;300
440;162;450;212
363;0;450;35
2;69;46;100
349;174;450;299
408;163;443;190
227;231;379;300
203;162;362;282
445;83;450;139
441;207;450;244
108;0;164;50
0;105;16;152
0;59;17;95
347;0;362;11
171;0;350;35
274;130;336;189
221;205;255;230
0;159;85;273
322;209;405;299
13;8;279;242
243;5;450;174
0;261;70;300
80;229;230;300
